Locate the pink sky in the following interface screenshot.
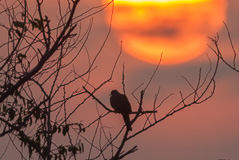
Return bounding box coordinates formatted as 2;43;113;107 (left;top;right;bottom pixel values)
68;0;238;159
0;0;238;159
90;0;239;159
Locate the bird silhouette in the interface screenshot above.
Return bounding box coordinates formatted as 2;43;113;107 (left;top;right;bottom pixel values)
110;90;132;131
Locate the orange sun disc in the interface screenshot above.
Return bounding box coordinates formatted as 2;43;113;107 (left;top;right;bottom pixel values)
103;0;227;65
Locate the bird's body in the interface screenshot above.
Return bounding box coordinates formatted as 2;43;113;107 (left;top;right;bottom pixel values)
110;90;132;131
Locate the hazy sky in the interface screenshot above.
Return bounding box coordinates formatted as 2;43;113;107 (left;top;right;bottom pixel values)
0;0;238;159
94;0;239;160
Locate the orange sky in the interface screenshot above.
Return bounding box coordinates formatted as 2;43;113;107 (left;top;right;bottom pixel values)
0;0;238;159
97;0;239;159
103;0;227;65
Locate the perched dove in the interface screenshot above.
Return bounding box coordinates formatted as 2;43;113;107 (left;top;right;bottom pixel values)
110;90;132;131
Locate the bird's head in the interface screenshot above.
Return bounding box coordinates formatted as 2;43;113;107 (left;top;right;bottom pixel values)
110;90;120;96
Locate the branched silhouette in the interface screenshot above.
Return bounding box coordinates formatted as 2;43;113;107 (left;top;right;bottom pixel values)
84;54;219;159
0;0;222;160
0;0;115;159
209;22;239;73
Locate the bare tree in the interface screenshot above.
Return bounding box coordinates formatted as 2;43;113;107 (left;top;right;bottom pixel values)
209;22;239;73
0;0;220;160
83;54;219;160
0;0;116;159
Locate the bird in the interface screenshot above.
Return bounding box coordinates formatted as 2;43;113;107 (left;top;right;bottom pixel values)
110;90;132;131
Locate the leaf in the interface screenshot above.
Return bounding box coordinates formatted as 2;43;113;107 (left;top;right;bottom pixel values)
18;53;27;58
62;125;69;136
17;115;22;124
78;143;84;153
68;33;77;38
13;21;26;28
30;20;39;31
34;18;43;30
81;143;84;153
42;19;48;22
54;154;58;160
33;108;41;121
8;29;12;39
58;126;61;133
3;105;7;112
52;125;57;134
15;29;22;38
42;147;48;159
19;131;27;147
8;108;15;121
28;146;33;158
40;113;46;120
17;53;27;63
29;117;32;126
78;123;85;133
34;18;40;23
68;146;78;155
58;145;67;155
27;100;34;110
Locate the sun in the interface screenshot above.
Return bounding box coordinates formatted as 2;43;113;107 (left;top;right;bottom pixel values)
115;0;206;3
104;0;227;65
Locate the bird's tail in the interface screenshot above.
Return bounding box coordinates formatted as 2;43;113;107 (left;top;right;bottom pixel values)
122;113;132;131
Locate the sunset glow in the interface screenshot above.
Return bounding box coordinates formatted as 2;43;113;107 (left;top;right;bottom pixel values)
104;0;227;65
115;0;207;3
